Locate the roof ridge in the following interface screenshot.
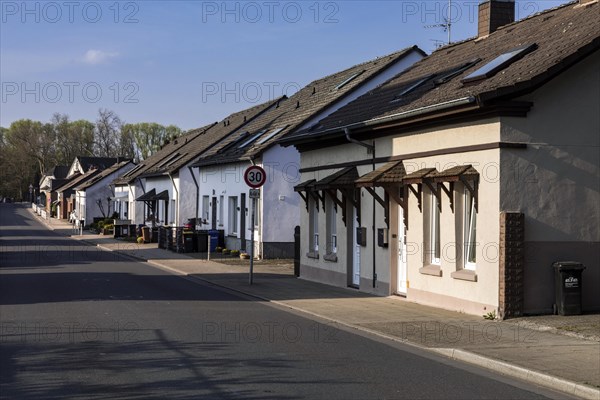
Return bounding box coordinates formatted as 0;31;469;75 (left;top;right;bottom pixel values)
303;47;417;87
430;0;578;55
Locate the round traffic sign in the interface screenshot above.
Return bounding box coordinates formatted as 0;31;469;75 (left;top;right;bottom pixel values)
244;165;267;188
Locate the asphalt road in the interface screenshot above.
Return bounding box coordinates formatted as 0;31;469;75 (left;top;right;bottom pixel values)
0;204;570;399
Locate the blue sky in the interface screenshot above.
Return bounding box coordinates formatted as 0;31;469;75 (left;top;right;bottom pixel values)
1;0;567;130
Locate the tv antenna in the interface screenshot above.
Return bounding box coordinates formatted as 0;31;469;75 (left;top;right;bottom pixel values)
424;0;453;46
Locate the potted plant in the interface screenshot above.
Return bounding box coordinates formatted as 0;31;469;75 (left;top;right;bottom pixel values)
137;236;144;244
222;248;231;256
215;246;223;253
231;250;240;257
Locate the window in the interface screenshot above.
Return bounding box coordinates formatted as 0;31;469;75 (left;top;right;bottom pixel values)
326;196;337;254
429;191;441;265
218;195;224;226
170;199;176;225
335;70;365;90
228;196;238;235
464;186;477;270
462;44;537;84
202;196;210;222
390;75;433;103
238;130;266;149
257;127;286;145
157;153;181;168
309;196;319;253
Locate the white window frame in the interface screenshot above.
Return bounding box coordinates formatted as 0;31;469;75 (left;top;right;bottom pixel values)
218;195;224;226
309;196;319;253
202;195;210;223
228;196;238;235
464;186;477;270
326;196;337;254
430;191;441;265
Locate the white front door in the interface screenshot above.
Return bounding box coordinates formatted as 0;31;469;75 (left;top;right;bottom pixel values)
397;206;407;295
352;207;361;287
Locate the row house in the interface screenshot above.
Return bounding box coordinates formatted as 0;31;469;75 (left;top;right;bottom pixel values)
138;100;278;228
52;157;120;220
280;0;599;316
190;47;425;258
39;165;69;213
74;160;135;226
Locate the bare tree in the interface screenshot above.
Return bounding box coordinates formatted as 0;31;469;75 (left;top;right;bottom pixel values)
52;113;95;164
94;109;122;157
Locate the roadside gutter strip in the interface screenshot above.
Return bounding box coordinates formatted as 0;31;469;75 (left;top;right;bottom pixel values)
30;209;600;400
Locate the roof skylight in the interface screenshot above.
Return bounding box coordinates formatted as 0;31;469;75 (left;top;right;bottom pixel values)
123;164;144;177
462;44;538;84
239;130;267;149
257;127;287;145
335;70;365;90
390;75;433;103
434;59;481;85
157;153;181;168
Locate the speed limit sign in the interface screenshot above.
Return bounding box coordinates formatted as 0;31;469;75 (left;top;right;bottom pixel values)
244;165;267;188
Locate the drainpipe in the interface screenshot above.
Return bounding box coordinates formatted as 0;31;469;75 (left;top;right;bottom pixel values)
168;173;179;226
188;166;200;224
344;128;377;289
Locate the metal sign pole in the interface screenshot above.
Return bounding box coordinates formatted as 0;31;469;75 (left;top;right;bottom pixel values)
249;196;255;285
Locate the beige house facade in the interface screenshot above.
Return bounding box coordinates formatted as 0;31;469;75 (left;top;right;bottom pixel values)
282;0;599;317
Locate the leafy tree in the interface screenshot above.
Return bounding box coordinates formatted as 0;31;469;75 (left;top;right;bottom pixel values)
122;123;182;161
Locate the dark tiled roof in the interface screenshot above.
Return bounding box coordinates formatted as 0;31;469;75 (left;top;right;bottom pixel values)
193;47;421;167
403;168;437;184
75;160;134;190
140;99;279;177
313;167;359;190
77;157;119;171
56;169;101;193
52;165;70;179
112;127;213;184
284;1;599;142
356;161;407;187
431;165;479;182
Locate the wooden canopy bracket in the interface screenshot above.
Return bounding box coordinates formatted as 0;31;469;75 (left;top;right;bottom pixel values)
408;183;423;212
460;176;479;212
364;186;389;228
439;182;455;212
298;191;309;212
424;180;442;213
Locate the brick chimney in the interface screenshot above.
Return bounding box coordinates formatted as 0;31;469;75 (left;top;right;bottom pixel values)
478;0;515;38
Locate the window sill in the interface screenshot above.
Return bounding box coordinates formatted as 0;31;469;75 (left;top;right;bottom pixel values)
451;269;478;282
323;253;338;262
228;233;238;238
306;251;319;260
420;265;442;277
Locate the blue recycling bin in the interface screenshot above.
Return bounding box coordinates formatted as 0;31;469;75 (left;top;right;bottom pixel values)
208;230;219;252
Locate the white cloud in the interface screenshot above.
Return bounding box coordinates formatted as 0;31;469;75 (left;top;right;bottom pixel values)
82;49;119;65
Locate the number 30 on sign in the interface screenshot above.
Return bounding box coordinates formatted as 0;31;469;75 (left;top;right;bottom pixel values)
244;165;267;188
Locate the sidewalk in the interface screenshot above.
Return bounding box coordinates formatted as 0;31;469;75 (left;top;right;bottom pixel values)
38;213;600;399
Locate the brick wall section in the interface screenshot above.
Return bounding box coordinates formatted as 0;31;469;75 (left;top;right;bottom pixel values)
499;212;525;319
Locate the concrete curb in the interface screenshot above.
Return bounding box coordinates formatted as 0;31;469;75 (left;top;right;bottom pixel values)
30;209;599;399
431;349;600;400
